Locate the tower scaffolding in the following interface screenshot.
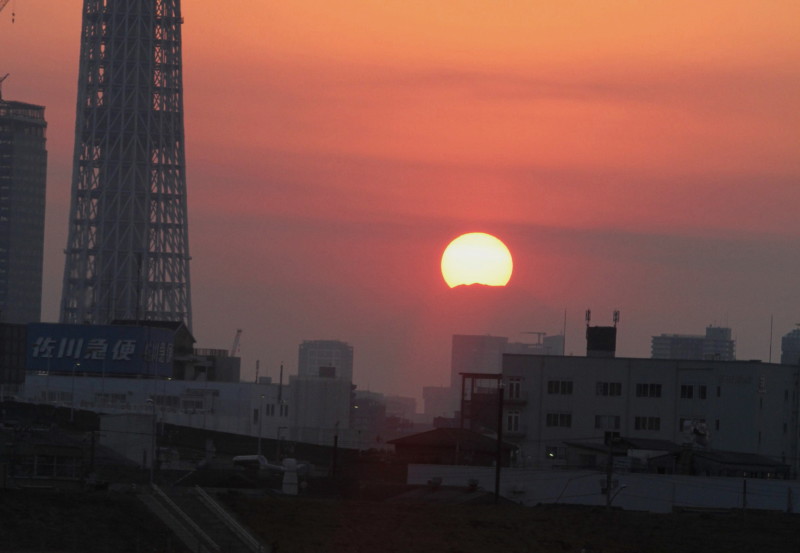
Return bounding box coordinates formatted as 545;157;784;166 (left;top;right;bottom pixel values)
60;0;192;330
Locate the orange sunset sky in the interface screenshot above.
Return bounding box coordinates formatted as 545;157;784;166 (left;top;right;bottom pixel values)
1;1;799;400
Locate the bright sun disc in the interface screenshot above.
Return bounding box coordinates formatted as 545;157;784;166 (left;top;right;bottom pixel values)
441;232;513;288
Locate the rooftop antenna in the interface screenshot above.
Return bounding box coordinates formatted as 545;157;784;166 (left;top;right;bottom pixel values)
613;310;620;327
0;73;8;100
768;315;773;363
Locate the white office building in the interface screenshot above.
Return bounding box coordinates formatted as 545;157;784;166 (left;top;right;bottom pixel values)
17;369;361;453
500;354;798;473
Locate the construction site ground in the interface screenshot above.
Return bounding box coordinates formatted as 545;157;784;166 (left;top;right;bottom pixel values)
2;486;800;553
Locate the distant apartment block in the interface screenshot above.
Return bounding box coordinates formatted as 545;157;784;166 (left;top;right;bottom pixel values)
298;339;354;381
651;326;735;361
0;95;47;324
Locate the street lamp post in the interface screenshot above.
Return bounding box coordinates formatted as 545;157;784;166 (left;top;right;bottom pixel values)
70;362;80;423
276;426;288;463
257;394;264;457
494;380;505;504
146;398;156;484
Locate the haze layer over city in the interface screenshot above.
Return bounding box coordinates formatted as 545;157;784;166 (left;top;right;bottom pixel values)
1;1;798;399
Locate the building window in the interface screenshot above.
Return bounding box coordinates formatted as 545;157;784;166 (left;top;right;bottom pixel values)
506;410;520;433
716;386;721;398
507;377;522;400
634;416;661;431
183;399;203;410
280;403;289;417
546;413;572;427
594;415;620;430
265;404;275;416
635;383;662;398
253;408;259;424
595;382;622;396
547;380;573;395
699;385;707;400
680;385;693;399
545;446;566;459
715;419;720;431
680;418;706;432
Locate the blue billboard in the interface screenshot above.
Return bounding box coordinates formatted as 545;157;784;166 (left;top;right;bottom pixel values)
27;323;175;377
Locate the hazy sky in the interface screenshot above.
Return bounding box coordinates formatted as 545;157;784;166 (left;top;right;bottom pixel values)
2;1;799;401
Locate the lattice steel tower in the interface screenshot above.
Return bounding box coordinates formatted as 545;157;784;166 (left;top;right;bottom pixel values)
60;0;192;330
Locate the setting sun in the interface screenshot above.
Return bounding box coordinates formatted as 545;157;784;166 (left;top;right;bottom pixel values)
441;232;513;288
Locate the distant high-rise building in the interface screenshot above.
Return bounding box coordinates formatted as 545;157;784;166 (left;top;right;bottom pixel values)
60;0;192;329
449;333;565;414
651;326;735;361
0;323;27;386
0;92;47;324
298;339;354;381
384;395;417;419
781;329;800;365
505;335;565;356
450;335;508;392
422;385;451;422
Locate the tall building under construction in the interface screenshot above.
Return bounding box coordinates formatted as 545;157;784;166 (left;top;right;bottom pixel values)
0;84;47;324
60;0;192;330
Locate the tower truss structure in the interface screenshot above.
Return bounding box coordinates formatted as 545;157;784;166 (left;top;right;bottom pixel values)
61;0;192;330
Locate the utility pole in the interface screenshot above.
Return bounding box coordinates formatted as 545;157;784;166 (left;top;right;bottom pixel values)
605;438;614;509
604;436;626;509
494;381;504;504
147;398;156;485
257;394;264;456
331;421;339;478
0;74;9;100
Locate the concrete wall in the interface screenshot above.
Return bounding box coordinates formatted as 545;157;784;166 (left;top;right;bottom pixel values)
408;464;800;513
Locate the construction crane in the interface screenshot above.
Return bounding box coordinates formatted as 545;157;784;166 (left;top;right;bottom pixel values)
0;0;15;23
0;74;8;100
230;328;242;357
521;331;546;344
